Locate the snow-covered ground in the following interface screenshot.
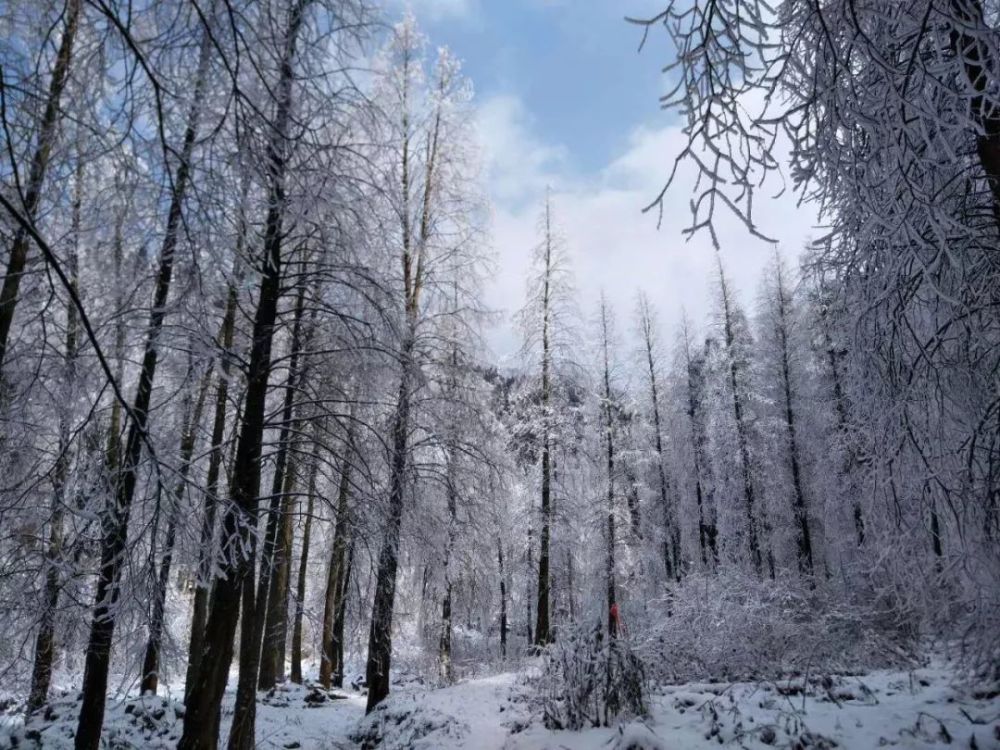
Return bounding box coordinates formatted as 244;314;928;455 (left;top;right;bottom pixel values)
2;662;998;748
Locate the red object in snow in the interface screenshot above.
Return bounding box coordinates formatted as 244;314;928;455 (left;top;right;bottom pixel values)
609;602;620;633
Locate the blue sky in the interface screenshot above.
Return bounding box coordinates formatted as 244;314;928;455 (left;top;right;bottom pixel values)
408;0;673;173
398;0;819;361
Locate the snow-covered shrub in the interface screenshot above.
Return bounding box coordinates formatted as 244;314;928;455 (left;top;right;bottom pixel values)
638;571;916;684
531;621;648;730
350;700;470;749
0;692;185;749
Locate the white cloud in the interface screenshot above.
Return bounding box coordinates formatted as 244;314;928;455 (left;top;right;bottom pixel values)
404;0;478;22
474;94;569;208
476;93;820;362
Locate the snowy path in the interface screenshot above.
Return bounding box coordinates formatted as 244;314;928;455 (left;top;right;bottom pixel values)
3;663;997;748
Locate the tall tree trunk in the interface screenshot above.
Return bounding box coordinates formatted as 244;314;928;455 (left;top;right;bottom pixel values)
229;268;306;745
773;263;813;575
260;450;297;688
364;45;443;710
497;542;507;660
565;548;576;621
319;424;353;689
950;0;1000;229
290;429;321;684
103;204;128;479
185;263;241;702
256;280;307;691
178;2;306;746
534;199;554;648
0;0;82;372
438;469;458;683
364;343;413;710
682;320;717;567
824;326;865;547
27;152;82;713
639;298;679;581
599;302;617;637
526;525;533;646
140;362;213;694
717;260;762;575
438;319;460;683
74;23;212;750
623;463;643;540
332;538;354;688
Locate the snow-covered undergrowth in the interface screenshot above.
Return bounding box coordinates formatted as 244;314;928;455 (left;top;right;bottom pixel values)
634;572;917;684
1;661;998;749
0;692;186;749
529;622;648;730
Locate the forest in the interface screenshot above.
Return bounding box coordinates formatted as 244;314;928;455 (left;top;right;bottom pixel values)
0;1;998;748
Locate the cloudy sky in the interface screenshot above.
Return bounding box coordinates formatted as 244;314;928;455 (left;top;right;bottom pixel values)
402;0;820;360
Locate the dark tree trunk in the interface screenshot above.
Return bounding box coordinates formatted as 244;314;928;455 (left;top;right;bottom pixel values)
0;0;81;372
497;543;507;660
27;156;82;713
623;463;643;540
717;261;762;575
773;267;813;575
600;304;617;637
229;261;306;749
74;23;212;750
320;425;353;689
439;333;459;683
185;265;241;702
177;3;306;746
332;539;354;687
260;458;297;688
438;475;457;683
365;339;413;711
290;432;321;684
141;363;213;694
682;322;717;567
526;525;533;646
950;0;1000;228
825;340;865;547
565;548;576;621
534;201;554;648
257;282;308;691
639;302;679;581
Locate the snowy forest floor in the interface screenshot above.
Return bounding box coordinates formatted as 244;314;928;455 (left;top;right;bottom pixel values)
2;660;999;749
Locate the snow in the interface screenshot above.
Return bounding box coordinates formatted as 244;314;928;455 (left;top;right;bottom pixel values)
2;663;997;748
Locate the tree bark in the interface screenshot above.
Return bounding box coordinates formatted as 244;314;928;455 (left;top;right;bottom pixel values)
178;2;306;746
319;423;353;689
438;466;458;683
599;302;617;637
950;0;1000;229
639;298;679;581
365;345;413;710
140;361;213;694
185;263;241;702
27;152;82;713
534;198;554;648
824;327;865;547
259;450;297;688
364;40;442;711
332;538;354;687
773;263;813;575
717;260;762;575
497;542;507;660
290;429;321;684
0;0;82;372
257;280;308;691
74;20;212;749
682;320;717;567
